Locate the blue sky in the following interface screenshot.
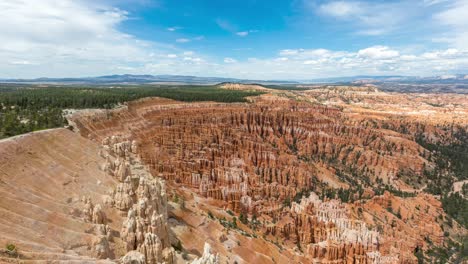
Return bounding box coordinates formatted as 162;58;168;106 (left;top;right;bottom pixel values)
1;0;467;79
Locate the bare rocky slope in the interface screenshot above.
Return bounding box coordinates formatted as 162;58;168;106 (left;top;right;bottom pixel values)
0;129;121;263
0;128;218;263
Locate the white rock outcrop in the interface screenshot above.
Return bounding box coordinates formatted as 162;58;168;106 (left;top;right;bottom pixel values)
101;136;175;263
191;243;219;264
122;251;146;264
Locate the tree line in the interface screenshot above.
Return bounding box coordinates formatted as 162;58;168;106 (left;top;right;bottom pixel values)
0;85;263;139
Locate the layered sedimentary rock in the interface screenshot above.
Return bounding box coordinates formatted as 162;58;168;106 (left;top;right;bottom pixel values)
263;192;380;262
2;87;460;263
0;129;121;262
0;129;179;263
101;135;175;263
68;93;460;263
0;89;463;264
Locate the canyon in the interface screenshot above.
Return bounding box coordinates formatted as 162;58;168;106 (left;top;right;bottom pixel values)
0;85;466;263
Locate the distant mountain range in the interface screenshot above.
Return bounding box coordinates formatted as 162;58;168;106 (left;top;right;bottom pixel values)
302;74;468;84
0;74;298;85
1;74;467;85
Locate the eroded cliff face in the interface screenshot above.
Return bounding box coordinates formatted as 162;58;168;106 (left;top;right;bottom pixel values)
0;129;185;263
75;98;430;192
1;87;464;263
100;135;176;263
0;129;115;262
67;91;464;263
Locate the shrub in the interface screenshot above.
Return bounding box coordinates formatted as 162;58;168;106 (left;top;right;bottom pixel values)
172;240;183;252
179;197;185;210
5;243;17;256
6;244;16;252
207;211;214;219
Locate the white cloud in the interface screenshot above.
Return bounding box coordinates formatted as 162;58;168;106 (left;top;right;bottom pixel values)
176;38;190;43
356;29;387;36
9;60;36;65
0;0;165;78
216;19;257;37
316;0;468;47
224;57;237;63
183;57;203;63
319;1;361;18
303;60;318;65
167;26;182;31
433;0;468;49
279;48;346;60
317;1;415;36
236;30;258;37
0;0;467;80
176;36;204;43
198;46;468;79
423;0;450;6
115;65;135;71
400;55;417;61
216;19;237;32
358;46;400;59
422;49;460;59
279;49;299;56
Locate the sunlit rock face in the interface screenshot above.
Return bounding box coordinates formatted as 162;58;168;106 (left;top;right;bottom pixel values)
102;135;176;263
67;92;464;263
0;129;177;263
1;88;464;263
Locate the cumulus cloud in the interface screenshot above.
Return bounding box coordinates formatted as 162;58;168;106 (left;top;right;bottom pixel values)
183;57;203;63
137;45;467;79
422;49;460;59
357;46;400;59
279;48;347;60
316;0;468;51
204;46;468;79
1;0;467;80
0;0;162;78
